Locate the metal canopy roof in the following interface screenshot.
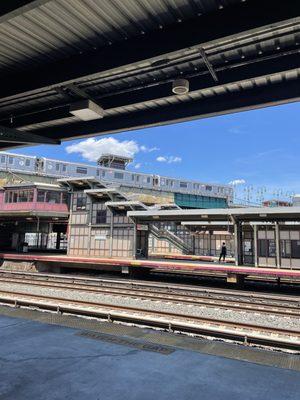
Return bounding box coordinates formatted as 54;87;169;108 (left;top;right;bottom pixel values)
0;0;300;148
128;207;300;222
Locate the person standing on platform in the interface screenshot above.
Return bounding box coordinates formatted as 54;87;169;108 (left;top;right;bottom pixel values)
219;242;227;263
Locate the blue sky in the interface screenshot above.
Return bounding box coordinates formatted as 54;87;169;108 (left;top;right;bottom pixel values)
12;102;300;204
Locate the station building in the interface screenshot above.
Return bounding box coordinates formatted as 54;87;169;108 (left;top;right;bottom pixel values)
0;182;68;252
2;152;300;271
0;152;234;257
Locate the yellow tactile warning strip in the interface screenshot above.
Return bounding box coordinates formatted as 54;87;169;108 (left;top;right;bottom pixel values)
0;304;299;371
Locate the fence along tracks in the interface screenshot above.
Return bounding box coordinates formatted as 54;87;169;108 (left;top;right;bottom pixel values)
0;270;299;350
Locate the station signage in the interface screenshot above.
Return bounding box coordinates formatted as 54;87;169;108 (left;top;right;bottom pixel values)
94;235;107;241
136;224;149;231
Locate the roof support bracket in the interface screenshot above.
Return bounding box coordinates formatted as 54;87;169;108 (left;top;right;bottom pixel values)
199;48;218;82
0;125;60;145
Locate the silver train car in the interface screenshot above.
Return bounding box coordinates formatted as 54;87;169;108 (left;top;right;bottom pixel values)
0;151;233;202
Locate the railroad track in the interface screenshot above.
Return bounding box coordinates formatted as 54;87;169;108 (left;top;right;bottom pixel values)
0;288;299;350
0;277;300;318
1;270;300;349
0;271;299;319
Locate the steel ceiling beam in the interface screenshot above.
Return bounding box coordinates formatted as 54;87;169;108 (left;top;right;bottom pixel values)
0;1;51;23
0;126;60;145
4;51;300;129
30;79;300;141
1;0;300;100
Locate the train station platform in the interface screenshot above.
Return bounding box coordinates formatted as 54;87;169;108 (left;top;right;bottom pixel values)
0;305;300;400
1;252;300;281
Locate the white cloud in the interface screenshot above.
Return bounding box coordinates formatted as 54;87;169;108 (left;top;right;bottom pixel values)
228;179;246;186
134;163;142;169
65;137;161;162
156;155;182;164
140;145;159;153
66;137;140;162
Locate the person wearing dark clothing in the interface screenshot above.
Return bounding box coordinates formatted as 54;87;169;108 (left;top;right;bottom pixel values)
219;242;227;262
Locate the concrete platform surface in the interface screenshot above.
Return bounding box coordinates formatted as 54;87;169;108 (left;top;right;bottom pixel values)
0;312;300;400
2;251;300;278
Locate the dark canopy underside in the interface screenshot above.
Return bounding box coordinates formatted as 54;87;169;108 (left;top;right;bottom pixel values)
0;0;299;149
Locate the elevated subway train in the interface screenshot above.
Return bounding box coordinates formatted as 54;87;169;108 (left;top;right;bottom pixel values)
0;151;233;201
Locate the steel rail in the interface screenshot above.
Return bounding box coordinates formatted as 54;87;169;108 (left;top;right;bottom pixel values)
0;276;299;318
0;289;299;350
1;270;299;304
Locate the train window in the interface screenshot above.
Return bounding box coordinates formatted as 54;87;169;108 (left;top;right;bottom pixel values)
76;167;87;174
102;170;105;178
0;155;5;163
180;182;188;188
56;163;60;171
25;159;30;167
96;169;100;176
96;210;107;224
62;164;67;172
136;175;140;182
114;172;124;179
8;157;13;165
131;174;135;181
147;177;151;184
205;185;212;191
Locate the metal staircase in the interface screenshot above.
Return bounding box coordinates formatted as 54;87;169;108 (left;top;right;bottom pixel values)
149;225;192;254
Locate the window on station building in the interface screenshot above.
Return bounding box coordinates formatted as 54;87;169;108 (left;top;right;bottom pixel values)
281;240;291;258
61;192;68;204
5;189;34;203
46;191;61;204
96;210;107;224
114;172;124;179
37;190;46;202
258;239;276;257
37;190;66;204
291;240;300;258
76;196;87;210
76;167;87;174
19;190;34;202
180;182;188;188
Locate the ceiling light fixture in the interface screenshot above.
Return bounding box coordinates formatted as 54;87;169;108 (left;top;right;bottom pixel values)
70;99;104;121
172;78;189;95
